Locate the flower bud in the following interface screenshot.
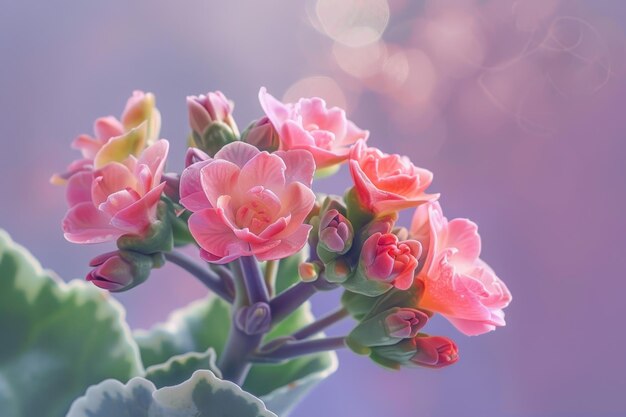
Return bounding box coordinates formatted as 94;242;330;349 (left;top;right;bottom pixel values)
187;92;239;156
241;116;280;152
347;307;428;354
362;233;421;290
188;92;238;134
317;209;354;263
86;250;158;292
298;261;320;282
324;258;351;283
235;302;272;335
411;335;459;368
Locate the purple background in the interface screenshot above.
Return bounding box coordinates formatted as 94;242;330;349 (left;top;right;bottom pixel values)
1;1;625;416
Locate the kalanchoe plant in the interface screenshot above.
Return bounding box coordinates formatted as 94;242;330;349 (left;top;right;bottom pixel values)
0;87;512;417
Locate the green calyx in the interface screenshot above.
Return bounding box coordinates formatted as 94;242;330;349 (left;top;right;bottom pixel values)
117;201;174;255
192;121;238;157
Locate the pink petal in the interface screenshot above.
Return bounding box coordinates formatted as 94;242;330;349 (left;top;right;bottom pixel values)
258;87;291;129
274;149;316;187
298;98;346;139
111;182;165;233
445;218;481;266
238;152;286;193
189;208;249;264
344;120;369;145
255;224;312;261
62;202;118;244
66;171;94;207
91;162;136;207
200;160;240;206
179;159;213;211
214;141;260;168
138;139;169;184
72;135;104;160
446;317;498;336
99;189;141;218
94;116;124;140
276;182;316;237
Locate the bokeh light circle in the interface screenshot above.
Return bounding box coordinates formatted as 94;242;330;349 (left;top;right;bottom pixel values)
316;0;390;47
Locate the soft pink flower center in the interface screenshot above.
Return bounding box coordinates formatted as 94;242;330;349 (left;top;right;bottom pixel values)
235;186;280;235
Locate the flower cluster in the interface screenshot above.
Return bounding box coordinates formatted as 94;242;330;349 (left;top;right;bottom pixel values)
54;87;511;373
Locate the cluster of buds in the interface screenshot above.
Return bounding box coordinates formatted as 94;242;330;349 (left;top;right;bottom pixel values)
53;86;511;373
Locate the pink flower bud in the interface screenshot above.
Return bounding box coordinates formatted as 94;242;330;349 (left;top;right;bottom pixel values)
242;117;280;152
187;91;238;136
411;336;459;368
86;251;151;292
384;308;428;339
360;232;421;290
319;209;353;255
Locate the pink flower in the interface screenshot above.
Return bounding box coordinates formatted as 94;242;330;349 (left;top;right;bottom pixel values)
179;141;316;263
72;91;160;162
360;232;421;290
62;140;169;244
52;91;161;186
411;202;512;336
349;140;438;214
258;87;368;169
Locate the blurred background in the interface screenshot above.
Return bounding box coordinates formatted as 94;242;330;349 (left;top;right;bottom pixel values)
1;0;625;416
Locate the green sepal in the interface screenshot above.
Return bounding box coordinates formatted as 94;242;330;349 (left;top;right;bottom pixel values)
341;263;392;297
344;187;374;232
117;202;173;255
347;307;409;352
66;370;277;417
369;338;417;370
193;122;238;157
0;230;143;417
341;290;380;320
160;196;196;247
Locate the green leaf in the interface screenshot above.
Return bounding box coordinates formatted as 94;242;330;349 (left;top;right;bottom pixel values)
0;230;143;417
66;370;277;417
134;292;337;416
134;296;231;368
145;347;222;389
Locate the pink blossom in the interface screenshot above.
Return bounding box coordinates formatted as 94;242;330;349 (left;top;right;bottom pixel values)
411;202;512;336
360;232;422;290
350;140;438;214
72;90;160;162
62;140;169;244
258;87;368;169
179;141;316;263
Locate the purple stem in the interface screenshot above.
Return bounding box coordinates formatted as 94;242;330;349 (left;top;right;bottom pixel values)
238;256;270;304
251;337;346;363
164;251;233;302
270;281;318;325
291;307;349;340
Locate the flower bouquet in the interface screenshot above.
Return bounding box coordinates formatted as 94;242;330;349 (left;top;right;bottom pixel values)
0;88;511;416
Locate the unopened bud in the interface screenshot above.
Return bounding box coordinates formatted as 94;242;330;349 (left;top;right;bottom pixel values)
241;117;280;152
235;302;272;335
